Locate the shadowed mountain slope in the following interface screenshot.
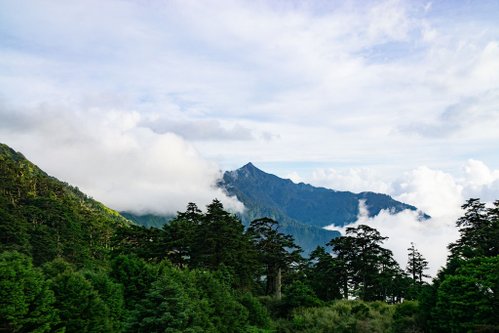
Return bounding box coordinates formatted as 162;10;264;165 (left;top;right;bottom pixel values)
219;163;424;253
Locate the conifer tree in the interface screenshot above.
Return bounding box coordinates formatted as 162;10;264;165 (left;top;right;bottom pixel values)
406;242;429;285
191;199;258;288
247;217;302;299
161;202;203;266
328;224;403;301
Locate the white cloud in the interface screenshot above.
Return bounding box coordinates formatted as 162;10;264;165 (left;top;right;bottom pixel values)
0;104;243;215
367;0;410;42
328;203;459;277
462;159;499;202
311;168;393;194
393;167;463;219
464;159;499;187
319;160;499;277
286;171;303;184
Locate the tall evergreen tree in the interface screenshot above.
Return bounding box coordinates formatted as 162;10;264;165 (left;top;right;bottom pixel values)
448;198;498;259
328;224;403;301
406;242;429;285
161;202;203;266
305;246;343;301
190;199;258;289
247;217;302;299
420;198;499;332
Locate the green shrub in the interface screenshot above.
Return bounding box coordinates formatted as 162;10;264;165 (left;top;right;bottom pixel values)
276;300;395;333
392;301;422;333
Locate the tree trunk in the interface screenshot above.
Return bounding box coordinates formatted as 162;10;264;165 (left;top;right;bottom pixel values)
275;267;282;300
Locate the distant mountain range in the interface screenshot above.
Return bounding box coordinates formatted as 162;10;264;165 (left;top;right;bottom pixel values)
218;163;425;253
126;162;426;254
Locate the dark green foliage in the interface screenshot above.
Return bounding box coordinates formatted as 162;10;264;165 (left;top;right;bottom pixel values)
192;200;258;288
391;301;422;333
161;202;202;266
328;225;406;302
109;254;159;309
48;270;113;332
41;257;75;277
0;143;130;266
112;224;164;262
449;198;499;259
305;246;343;301
239;292;272;329
247;217;302;298
0;204;30;253
83;270;126;332
192;269;249;333
419;198;499;332
2;144;499;333
433;257;499;333
128;263;259;333
0;251;58;333
160;200;259;289
128;269;210;332
281;280;322;313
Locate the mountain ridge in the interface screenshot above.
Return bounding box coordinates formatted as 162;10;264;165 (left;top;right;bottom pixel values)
217;162;426;253
221;162;423;227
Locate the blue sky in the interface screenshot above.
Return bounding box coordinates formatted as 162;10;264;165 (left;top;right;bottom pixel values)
1;0;499;273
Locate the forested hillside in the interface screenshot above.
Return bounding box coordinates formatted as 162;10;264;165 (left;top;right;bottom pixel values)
0;143;130;266
1;143;497;332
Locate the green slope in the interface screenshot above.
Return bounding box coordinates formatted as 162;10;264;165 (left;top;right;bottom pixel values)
120;212;173;228
0;143;131;266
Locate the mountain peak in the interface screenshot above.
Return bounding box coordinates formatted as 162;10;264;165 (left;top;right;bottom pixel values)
240;162;257;170
235;162;267;177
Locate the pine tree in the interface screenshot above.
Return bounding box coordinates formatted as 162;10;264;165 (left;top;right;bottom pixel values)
306;246;343;301
406;242;429;285
328;224;403;301
247;217;302;299
190;199;258;289
161;202;203;266
448;198;498;259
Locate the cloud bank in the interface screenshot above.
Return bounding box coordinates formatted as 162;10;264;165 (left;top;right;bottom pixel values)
321;160;499;276
0;104;243;215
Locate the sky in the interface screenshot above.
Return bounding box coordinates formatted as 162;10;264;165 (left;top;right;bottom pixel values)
1;0;499;275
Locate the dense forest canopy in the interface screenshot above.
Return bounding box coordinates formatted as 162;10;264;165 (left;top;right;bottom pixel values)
1;143;498;332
